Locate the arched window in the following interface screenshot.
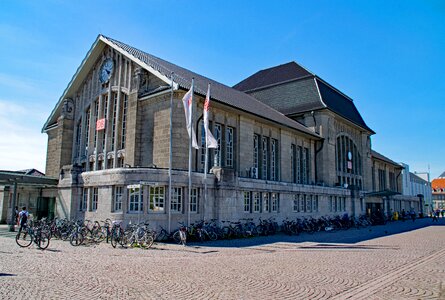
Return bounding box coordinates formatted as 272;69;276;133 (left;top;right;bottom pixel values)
336;135;362;189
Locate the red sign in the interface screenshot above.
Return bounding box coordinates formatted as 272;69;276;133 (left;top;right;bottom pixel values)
96;118;106;131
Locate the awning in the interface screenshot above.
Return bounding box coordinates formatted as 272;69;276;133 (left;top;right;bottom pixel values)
0;172;58;187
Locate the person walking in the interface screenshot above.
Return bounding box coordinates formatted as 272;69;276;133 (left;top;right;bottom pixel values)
18;206;29;233
432;210;439;222
410;209;416;222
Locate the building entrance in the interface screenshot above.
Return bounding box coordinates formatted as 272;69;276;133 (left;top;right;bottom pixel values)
36;197;55;220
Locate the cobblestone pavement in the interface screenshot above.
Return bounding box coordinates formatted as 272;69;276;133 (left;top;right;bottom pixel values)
0;219;444;300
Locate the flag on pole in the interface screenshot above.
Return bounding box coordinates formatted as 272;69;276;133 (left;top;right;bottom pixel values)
182;84;199;149
203;84;218;149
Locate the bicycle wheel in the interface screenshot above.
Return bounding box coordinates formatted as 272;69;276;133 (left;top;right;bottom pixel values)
207;231;218;241
110;232;119;248
172;230;182;244
179;230;187;246
37;232;50;250
16;231;32;248
143;234;155;248
70;232;84;246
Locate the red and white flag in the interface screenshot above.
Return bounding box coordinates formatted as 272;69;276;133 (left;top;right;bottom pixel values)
182;84;199;149
203;84;218;149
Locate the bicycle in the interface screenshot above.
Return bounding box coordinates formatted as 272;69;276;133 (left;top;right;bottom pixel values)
16;224;50;250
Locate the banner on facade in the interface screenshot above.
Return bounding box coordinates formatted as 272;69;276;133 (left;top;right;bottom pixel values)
96;118;106;131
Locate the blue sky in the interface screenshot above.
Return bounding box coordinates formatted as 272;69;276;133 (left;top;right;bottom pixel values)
0;0;444;179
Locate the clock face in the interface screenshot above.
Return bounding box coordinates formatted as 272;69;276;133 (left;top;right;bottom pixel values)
99;58;114;83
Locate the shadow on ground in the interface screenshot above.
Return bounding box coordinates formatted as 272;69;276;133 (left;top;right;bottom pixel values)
186;218;445;249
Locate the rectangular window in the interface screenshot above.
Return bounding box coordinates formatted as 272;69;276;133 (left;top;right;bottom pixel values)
253;192;261;213
111;93;117;151
102;94;108;151
271;139;278;181
297;146;302;183
271;193;278;212
80;188;88;211
84;108;90;157
213;123;222;167
334;196;338;212
244;191;251;213
93;100;99;149
329;196;333;212
313;195;318;212
262;137;269;180
306;195;312;212
113;186;123;212
150;186;165;212
301;194;306;212
253;134;259;169
171;187;183;212
121;94;128;149
302;147;307;184
291;144;296;183
91;187;98;211
293;194;299;212
75;119;82;159
226;126;234;167
190;188;199;213
128;187;143;212
200;122;206;171
263;192;270;212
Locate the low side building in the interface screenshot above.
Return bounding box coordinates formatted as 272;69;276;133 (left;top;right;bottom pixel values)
432;172;445;210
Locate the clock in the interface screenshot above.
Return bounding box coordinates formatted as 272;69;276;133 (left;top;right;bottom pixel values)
99;58;114;84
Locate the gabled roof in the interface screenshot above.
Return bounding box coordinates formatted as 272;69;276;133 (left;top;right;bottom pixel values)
233;62;313;92
371;150;403;168
43;35;320;139
439;171;445;178
233;61;375;134
432;178;445;190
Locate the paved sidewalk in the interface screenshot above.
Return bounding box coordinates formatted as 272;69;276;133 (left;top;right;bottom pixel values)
0;219;444;299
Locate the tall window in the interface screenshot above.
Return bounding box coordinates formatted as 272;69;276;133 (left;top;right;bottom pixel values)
190;188;199;213
200;121;206;171
85;107;90;156
171;187;182;212
244;192;251;213
306;195;312;212
111;93;117;151
121;94;128;149
291;144;296;183
150;186;165;212
80;188;88;211
313;195;318;212
263;192;270;212
91;187;98;211
300;194;306;212
271;193;279;212
93;100;99;149
293;194;299;212
389;171;396;191
378;169;386;191
128;187;143;212
253;134;259;169
302;147;308;184
102;94;108;150
336;135;362;188
213;123;222;167
271;139;278;181
113;186;123;212
75;119;82;159
262;137;269;180
297;146;302;183
226;127;234;167
253;192;261;212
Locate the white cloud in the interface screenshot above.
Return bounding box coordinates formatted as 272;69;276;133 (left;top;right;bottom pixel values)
0;100;48;172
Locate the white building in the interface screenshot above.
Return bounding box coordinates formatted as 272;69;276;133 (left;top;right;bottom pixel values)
400;163;432;212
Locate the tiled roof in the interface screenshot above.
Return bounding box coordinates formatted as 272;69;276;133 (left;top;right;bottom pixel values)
316;79;374;133
233;62;313;92
371;150;402;168
432;178;445;190
102;36;319;138
233;61;374;134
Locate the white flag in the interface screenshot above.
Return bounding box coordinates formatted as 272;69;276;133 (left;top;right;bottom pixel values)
182;85;199;149
203;84;218;149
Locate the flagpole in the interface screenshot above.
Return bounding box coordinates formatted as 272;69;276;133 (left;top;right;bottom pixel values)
168;72;174;233
204;83;210;222
188;78;194;227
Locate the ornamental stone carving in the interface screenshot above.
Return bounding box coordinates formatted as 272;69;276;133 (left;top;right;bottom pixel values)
61;98;74;119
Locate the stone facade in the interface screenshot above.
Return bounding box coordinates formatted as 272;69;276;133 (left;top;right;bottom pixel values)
42;35;406;229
